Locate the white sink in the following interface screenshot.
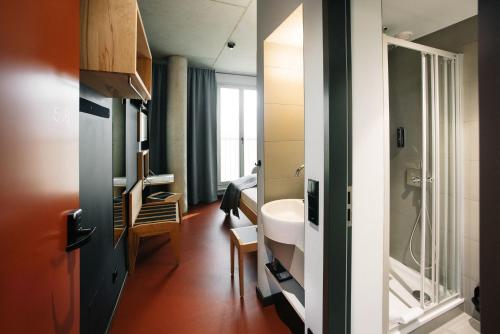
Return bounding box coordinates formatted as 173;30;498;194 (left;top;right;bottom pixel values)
261;199;304;249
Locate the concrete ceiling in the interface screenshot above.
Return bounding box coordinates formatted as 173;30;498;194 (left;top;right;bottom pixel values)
138;0;477;76
138;0;256;76
383;0;477;40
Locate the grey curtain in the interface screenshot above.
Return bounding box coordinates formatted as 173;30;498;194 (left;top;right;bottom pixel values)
147;61;168;175
187;67;218;205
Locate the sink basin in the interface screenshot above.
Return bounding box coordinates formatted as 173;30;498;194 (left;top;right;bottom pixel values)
261;199;304;248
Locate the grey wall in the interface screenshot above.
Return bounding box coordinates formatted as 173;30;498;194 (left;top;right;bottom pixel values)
388;47;426;270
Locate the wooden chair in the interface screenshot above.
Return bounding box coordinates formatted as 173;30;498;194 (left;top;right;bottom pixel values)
127;180;182;273
229;226;257;298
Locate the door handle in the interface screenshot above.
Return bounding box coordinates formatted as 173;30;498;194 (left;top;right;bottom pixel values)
66;209;95;252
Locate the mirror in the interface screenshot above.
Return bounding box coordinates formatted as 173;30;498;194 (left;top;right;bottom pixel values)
112;98;127;246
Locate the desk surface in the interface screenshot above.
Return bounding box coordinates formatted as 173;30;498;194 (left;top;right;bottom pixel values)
144;174;174;185
113;174;175;187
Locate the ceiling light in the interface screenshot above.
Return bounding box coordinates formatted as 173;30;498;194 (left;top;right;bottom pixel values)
395;31;413;41
227;41;236;49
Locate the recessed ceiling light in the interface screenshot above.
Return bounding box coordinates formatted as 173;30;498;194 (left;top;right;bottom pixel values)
395;31;413;40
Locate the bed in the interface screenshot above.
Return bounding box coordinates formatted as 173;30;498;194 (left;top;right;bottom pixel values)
220;174;258;224
239;187;257;224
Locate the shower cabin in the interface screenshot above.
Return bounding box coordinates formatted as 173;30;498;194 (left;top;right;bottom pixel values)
383;35;464;332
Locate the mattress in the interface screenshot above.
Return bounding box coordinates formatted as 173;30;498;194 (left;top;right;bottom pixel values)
240;187;257;214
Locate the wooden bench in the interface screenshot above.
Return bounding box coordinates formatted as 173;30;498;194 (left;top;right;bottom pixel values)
127;179;182;273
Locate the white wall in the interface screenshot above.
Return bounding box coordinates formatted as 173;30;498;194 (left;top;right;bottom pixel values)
303;0;324;332
350;0;386;333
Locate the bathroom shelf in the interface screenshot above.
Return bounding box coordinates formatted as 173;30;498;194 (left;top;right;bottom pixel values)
264;265;305;321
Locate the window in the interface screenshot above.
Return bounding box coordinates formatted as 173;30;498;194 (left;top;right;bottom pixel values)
218;86;257;187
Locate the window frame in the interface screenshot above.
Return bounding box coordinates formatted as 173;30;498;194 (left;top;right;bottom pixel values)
217;83;257;190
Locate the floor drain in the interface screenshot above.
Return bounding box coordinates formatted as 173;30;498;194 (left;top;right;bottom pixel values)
412;290;431;303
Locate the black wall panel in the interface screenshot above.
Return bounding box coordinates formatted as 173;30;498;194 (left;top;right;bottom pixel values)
79;85;129;334
479;1;500;332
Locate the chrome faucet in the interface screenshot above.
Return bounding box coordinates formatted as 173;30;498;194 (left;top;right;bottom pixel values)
295;164;305;177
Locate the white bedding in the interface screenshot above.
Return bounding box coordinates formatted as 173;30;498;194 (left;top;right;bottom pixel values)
240;187;257;214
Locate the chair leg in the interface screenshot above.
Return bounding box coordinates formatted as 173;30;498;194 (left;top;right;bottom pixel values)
128;231;139;274
178;199;183;224
170;226;181;265
230;236;234;277
238;249;244;298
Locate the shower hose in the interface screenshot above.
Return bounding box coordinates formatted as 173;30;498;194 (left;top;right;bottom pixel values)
408;204;433;270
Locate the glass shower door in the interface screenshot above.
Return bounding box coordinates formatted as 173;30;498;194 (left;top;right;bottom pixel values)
420;52;433;308
386;35;461;323
436;56;460;302
425;53;460;306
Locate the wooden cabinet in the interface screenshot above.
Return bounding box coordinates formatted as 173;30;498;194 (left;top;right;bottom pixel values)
80;0;152;100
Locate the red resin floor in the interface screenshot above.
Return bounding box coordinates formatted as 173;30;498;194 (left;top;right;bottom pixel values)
110;201;290;334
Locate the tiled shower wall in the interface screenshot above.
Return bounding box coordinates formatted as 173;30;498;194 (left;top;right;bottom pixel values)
461;41;479;319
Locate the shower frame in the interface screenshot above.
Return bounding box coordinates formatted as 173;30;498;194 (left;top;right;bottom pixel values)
382;34;464;330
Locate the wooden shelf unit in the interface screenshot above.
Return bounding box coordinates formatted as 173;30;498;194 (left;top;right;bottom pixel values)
80;0;152;100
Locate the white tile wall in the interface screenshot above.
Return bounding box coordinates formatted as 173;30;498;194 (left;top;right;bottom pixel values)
461;41;479;320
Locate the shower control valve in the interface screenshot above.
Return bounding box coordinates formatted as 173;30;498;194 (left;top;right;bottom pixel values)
411;176;421;184
411;176;434;184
